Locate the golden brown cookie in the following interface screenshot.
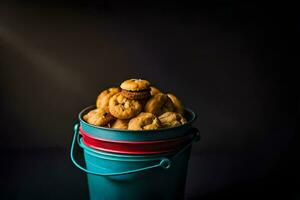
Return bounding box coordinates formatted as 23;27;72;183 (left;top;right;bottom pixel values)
120;79;151;100
144;93;175;116
128;112;160;130
120;79;150;91
96;87;121;110
109;93;142;119
158;112;187;128
83;108;115;126
167;93;184;114
150;86;161;96
111;119;129;130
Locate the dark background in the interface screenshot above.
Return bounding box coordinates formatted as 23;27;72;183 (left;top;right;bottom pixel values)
0;1;299;199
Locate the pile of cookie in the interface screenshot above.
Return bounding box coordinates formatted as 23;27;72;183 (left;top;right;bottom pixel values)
83;79;187;130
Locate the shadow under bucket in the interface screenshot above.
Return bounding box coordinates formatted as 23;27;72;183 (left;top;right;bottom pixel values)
70;106;200;200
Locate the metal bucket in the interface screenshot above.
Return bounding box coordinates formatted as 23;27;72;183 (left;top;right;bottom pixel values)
70;106;200;200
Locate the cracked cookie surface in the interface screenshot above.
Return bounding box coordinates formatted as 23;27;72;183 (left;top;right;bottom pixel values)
96;87;121;110
83;108;115;126
111;119;129;130
144;93;175;116
109;93;142;119
128;112;160;130
120;79;150;91
158;112;187;128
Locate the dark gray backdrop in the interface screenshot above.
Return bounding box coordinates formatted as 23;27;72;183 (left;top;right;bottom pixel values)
0;1;298;199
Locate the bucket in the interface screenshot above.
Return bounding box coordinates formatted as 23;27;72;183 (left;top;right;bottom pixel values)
70;106;200;200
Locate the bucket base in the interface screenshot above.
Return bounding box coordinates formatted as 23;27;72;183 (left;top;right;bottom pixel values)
84;148;191;200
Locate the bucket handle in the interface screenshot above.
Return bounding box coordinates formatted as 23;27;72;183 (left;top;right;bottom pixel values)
70;123;200;176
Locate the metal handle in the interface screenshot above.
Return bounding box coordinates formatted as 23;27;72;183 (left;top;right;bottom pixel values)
70;123;200;176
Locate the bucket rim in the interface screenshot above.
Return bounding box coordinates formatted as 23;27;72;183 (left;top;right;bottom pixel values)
79;126;193;144
78;105;197;133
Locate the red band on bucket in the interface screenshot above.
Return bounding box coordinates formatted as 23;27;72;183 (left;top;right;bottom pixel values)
79;127;193;155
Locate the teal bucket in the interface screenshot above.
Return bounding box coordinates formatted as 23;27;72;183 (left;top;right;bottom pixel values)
71;107;200;200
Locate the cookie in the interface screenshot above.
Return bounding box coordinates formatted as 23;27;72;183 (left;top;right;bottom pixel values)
120;79;150;91
128;112;160;130
144;93;175;116
150;86;161;96
111;119;129;130
109;93;142;119
120;79;151;100
96;87;121;110
121;89;151;100
167;93;184;114
158;112;187;128
83;108;115;126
